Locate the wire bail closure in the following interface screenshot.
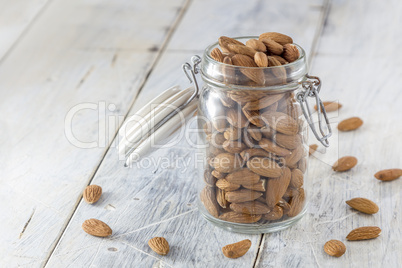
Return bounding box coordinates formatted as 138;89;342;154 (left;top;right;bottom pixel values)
182;55;201;97
296;74;332;147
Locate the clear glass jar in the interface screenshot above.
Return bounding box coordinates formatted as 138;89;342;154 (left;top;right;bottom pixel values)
196;37;311;234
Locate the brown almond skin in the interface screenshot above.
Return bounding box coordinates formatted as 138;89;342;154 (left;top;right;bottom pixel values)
332;156;358;172
259;32;293;45
83;185;102;204
148;237;170;256
254;52;268;67
338;117;363;131
324;240;346;257
222;239;252;259
374;169;402;181
346;197;379;214
315;101;342;112
309;144;318;156
219;212;261;224
346;226;381;241
246;39;266;52
282;44;300;62
82;219;112;237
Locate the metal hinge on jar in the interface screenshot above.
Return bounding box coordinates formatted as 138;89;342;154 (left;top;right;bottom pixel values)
296;75;332;147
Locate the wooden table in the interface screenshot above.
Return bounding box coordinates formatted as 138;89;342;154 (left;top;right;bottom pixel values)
1;0;401;267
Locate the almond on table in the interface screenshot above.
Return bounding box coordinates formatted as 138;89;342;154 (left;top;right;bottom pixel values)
332;156;358;172
222;239;252;259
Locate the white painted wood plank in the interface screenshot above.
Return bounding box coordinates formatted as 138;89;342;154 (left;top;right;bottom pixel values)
0;0;186;266
167;0;324;59
47;0;327;266
0;0;49;60
256;0;402;267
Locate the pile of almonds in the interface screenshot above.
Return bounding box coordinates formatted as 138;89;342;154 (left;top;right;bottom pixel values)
201;33;307;224
210;33;300;86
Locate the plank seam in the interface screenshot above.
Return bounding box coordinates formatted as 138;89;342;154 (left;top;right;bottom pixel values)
41;0;192;267
308;0;331;69
0;0;54;65
252;1;331;266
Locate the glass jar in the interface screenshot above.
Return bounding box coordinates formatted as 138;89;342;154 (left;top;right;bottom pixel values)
195;36;329;234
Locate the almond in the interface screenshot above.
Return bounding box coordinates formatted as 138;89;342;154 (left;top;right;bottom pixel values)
242;108;265;127
260;111;299;135
324;240;346;257
287;188;305;217
222;239;252;259
259;138;291;156
275;133;302;150
83;185;102;204
332;156;358;172
244;93;284;111
222;140;247;154
290;169;304;188
219;36;245;53
230;201;270;214
346;197;379;214
211;170;226;179
338;117;363;131
284;146;305;168
261;38;283;55
259;32;293;45
262;205;283;220
82;219;112;237
266;167;291;207
217;91;235;108
219;212;261;224
374;168;402;181
225;168;260;185
240;148;273;161
148;237;170;256
309;144;318;156
242;179;266;192
204;170;216;187
200;186;219;217
267;56;282;67
271;55;288;65
222;56;234;84
225;189;263;203
216;188;229;208
228;43;257;58
210;47;224;62
247;125;263;141
243;131;258;148
216;179;241;192
282;44;300;62
247;157;284;178
212;153;243;173
254;52;268;67
224;127;241;140
246;39;267;52
346;226;381;241
277;199;291;213
227;108;248;128
314;101;342;112
231;54;265;85
206;132;226;146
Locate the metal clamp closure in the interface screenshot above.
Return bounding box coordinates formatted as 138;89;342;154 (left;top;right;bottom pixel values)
296;74;332;147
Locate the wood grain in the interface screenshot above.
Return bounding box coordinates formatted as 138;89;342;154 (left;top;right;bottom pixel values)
256;0;402;267
0;0;50;60
0;0;186;266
